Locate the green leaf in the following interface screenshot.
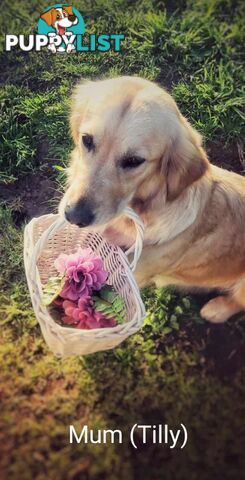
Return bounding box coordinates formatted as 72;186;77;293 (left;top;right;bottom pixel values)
42;276;65;306
99;285;118;303
53;165;65;171
93;288;125;324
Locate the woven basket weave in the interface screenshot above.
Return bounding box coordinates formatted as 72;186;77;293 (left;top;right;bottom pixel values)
24;208;145;357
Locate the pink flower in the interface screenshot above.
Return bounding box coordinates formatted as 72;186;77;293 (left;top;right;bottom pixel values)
52;296;63;308
54;248;108;301
62;299;116;330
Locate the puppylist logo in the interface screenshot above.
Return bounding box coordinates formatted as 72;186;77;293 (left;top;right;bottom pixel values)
5;3;125;54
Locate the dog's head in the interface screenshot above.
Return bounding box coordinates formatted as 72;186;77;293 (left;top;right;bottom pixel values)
60;76;209;227
40;5;77;34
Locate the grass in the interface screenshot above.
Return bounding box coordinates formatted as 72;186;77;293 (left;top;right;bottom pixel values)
0;1;245;479
0;0;244;181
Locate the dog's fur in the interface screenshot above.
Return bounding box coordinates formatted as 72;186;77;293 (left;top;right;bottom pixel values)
60;76;245;323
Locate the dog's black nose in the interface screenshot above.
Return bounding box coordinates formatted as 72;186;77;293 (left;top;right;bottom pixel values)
65;199;95;227
68;14;76;22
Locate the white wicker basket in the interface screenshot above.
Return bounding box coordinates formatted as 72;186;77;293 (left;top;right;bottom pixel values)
24;208;145;357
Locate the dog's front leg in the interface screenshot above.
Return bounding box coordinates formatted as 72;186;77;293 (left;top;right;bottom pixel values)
103;216;137;250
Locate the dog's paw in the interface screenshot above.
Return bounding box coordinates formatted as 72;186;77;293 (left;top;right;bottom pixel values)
48;44;56;54
200;296;238;323
103;226;132;249
67;44;75;53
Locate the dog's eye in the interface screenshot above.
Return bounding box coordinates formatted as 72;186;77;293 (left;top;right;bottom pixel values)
121;156;145;169
82;134;94;151
64;12;68;17
56;14;61;19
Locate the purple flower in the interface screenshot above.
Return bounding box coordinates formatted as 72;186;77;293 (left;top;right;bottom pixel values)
62;299;117;330
54;247;108;301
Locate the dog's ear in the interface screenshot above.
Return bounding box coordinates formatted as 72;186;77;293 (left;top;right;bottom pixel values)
70;81;93;145
162;117;209;201
40;9;54;26
63;5;73;15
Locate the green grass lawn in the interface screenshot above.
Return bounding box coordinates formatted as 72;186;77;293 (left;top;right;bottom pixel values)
0;1;245;479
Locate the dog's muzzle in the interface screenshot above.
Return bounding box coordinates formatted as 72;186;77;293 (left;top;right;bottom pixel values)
65;198;95;228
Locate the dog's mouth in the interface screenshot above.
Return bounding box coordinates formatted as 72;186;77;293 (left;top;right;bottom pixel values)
58;25;66;35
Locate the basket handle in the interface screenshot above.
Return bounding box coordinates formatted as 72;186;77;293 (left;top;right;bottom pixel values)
32;208;144;272
123;207;145;272
32;216;67;267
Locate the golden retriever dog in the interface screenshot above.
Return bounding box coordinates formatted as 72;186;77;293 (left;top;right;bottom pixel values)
59;76;245;323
